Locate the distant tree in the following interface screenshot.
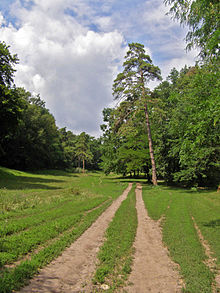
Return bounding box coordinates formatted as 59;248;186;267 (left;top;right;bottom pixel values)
112;43;161;185
75;132;93;173
59;127;77;169
87;137;102;170
1;90;63;170
100;108;123;175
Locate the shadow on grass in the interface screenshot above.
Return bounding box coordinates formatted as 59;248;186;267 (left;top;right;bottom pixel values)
204;219;220;228
0;178;62;190
32;169;78;177
0;169;66;190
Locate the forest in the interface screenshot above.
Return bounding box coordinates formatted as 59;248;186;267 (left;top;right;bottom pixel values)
0;0;219;188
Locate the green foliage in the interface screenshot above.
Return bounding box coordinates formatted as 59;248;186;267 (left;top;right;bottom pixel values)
169;65;219;186
152;64;220;187
0;42;18;87
1;90;63;170
164;0;220;60
0;43;23;156
74;132;93;171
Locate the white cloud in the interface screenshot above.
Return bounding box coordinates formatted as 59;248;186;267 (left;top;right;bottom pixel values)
0;0;126;136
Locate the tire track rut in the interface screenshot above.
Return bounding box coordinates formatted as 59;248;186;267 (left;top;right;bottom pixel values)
124;183;183;293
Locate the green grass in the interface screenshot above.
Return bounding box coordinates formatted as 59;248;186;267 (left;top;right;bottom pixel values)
0;166;127;293
1;167;220;293
93;184;137;291
0;168;125;213
142;184;219;293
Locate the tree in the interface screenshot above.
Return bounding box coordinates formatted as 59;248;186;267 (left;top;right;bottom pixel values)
75;132;93;173
0;42;18;87
164;0;220;60
167;64;220;186
1;90;63;170
59;127;77;169
112;43;161;185
0;42;22;156
100;108;123;175
151;79;180;183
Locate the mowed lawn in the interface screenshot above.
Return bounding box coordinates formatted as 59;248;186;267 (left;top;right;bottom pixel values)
0;167;127;293
142;184;220;293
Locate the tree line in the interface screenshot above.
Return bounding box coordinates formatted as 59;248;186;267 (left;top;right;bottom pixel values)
100;59;219;187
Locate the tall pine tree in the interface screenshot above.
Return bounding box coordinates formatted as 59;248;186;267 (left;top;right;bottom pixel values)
112;43;161;185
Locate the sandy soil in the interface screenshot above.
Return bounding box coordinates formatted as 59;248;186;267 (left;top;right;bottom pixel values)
19;183;133;293
124;183;183;293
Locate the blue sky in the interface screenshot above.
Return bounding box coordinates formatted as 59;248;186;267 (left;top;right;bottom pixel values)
0;0;198;136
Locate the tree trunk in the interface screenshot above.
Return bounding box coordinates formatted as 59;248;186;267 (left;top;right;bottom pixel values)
140;68;158;186
82;159;85;173
144;103;158;186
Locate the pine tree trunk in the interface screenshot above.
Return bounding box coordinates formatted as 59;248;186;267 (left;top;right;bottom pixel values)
140;69;158;186
144;103;158;186
82;159;85;173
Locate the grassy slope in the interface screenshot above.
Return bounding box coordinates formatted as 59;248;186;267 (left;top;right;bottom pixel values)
0;167;127;293
142;184;220;293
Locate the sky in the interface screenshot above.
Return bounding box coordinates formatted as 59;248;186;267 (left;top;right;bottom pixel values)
0;0;198;136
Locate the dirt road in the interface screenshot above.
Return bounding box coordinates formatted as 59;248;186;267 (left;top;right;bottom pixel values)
124;184;182;293
19;183;183;292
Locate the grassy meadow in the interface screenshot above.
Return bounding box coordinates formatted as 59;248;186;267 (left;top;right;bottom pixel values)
0;167;220;293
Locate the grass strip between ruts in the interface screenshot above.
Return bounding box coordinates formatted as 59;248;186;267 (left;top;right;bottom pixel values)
0;200;112;293
93;183;137;291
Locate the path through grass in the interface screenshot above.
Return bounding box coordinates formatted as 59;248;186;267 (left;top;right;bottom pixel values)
0;167;127;293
